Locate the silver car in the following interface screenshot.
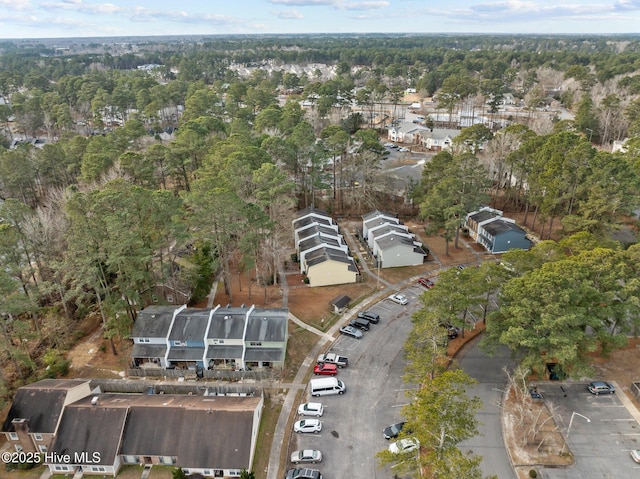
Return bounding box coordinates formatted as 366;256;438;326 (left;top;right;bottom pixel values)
290;449;323;464
339;325;363;339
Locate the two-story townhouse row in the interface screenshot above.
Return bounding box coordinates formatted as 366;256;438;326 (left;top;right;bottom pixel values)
3;384;264;477
465;207;533;254
132;305;288;371
362;211;427;268
293;208;358;287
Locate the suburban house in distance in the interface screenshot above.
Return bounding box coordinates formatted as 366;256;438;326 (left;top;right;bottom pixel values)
387;123;429;144
293;207;358;287
2;379;263;477
362;211;427;268
131;304;288;371
1;379;91;453
421;128;460;152
465;207;533;253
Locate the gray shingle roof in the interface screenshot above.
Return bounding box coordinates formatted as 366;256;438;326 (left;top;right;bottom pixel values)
245;309;288;342
469;210;500;223
208;309;246;340
49;405;127;465
168;308;210;341
483;219;526;236
131;305;176;338
2;379;89;433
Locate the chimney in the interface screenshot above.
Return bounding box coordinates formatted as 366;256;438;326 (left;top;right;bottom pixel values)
11;418;36;453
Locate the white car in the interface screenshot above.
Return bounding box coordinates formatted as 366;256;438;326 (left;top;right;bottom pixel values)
398;147;410;152
631;449;640;463
389;438;420;454
294;418;322;434
297;402;324;417
388;293;408;305
290;449;323;464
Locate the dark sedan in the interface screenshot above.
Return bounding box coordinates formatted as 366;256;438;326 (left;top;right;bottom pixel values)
383;421;406;440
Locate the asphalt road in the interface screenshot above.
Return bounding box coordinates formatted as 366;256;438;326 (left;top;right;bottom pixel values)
457;337;516;479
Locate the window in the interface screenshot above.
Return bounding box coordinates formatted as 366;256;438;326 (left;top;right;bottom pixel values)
91;466;106;472
250;341;262;346
160;456;175;465
54;465;70;472
137;338;150;343
33;433;43;441
173;340;186;346
229;470;242;477
14;445;23;452
38;445;47;453
8;432;18;441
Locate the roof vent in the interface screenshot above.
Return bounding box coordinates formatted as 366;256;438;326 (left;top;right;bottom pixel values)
91;396;99;406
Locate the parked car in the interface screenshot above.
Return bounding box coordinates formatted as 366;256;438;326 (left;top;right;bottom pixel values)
313;363;338;376
297;402;323;417
388;293;408;305
349;317;370;331
339;325;363;339
383;421;406;440
317;353;348;368
457;264;466;271
587;381;615;395
290;449;323;464
631;449;640;463
389;438;420;454
440;323;458;339
398;147;410;152
417;277;434;289
357;311;380;323
285;467;323;479
294;418;322;434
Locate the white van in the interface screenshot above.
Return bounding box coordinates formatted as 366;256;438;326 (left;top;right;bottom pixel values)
310;377;346;397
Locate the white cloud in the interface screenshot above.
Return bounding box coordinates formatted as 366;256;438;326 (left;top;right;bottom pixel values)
0;0;32;10
271;8;304;19
40;1;122;14
268;0;335;6
342;1;389;10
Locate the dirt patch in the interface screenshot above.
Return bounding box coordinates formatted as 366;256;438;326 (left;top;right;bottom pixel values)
65;313;131;378
592;337;640;411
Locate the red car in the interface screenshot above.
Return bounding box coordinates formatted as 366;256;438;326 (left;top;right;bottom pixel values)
418;277;434;289
314;363;338;376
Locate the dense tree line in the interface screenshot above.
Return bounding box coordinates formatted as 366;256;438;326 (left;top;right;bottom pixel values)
1;34;640;430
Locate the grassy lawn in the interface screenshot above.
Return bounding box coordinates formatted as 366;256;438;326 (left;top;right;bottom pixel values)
4;465;48;479
146;465;175;479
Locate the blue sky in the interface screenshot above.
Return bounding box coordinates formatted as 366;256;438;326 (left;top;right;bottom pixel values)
1;0;640;39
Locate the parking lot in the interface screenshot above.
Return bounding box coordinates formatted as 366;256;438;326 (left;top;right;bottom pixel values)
288;288;423;479
536;382;640;478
